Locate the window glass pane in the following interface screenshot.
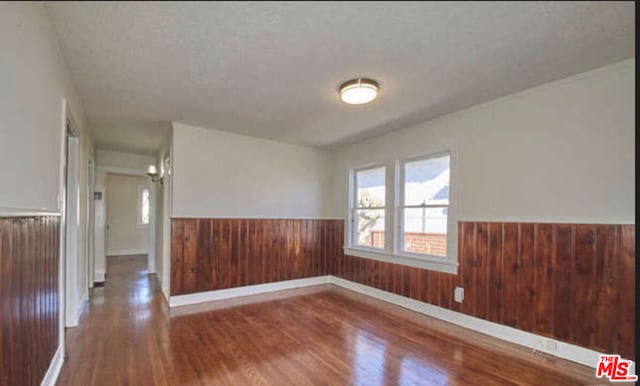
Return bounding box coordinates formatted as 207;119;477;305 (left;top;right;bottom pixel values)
355;208;385;248
356;167;385;208
404;155;449;206
141;188;150;224
403;207;447;256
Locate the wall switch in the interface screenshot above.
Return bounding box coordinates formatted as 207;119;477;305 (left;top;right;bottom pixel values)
454;287;464;303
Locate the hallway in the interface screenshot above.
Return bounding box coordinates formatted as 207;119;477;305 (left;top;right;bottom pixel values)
55;256;602;386
57;255;170;385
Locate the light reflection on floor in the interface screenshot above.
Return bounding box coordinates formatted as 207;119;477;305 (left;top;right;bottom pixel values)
57;255;600;386
400;354;448;386
351;329;450;386
130;275;151;306
353;332;387;386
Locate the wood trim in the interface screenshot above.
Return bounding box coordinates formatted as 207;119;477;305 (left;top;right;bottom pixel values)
0;216;60;386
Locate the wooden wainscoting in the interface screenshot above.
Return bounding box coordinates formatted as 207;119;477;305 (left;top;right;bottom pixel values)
335;222;635;360
171;218;634;359
171;218;343;295
0;216;60;386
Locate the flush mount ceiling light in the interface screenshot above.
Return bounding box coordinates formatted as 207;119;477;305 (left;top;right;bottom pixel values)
339;78;379;105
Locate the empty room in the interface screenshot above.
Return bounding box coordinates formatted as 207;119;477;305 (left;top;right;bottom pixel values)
0;2;635;385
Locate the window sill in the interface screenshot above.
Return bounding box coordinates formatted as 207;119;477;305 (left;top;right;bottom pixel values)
343;246;458;275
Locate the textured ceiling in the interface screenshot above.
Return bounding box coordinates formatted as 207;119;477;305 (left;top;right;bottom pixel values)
46;2;635;151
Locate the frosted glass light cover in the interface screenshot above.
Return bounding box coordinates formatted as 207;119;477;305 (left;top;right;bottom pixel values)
147;165;158;176
339;78;379;105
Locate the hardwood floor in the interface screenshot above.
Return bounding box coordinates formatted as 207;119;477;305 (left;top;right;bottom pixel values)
57;256;609;386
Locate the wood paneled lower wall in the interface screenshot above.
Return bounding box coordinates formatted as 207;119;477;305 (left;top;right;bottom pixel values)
0;216;60;386
171;218;634;359
335;222;635;360
171;218;343;295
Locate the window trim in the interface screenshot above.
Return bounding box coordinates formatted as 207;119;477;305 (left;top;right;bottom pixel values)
349;164;387;250
343;245;458;274
136;185;150;227
345;144;459;275
397;151;451;261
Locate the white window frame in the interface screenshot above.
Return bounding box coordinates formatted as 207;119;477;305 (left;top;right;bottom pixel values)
398;151;451;260
349;164;387;252
136;185;150;227
344;145;458;274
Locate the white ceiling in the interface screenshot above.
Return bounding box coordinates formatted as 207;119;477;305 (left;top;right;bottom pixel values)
89;121;171;156
46;2;635;152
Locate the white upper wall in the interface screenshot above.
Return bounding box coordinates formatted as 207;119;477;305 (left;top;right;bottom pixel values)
105;173;149;255
171;122;332;218
0;3;87;212
96;149;156;172
330;59;635;224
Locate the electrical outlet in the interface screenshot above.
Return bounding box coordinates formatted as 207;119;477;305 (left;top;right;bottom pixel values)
454;287;464;303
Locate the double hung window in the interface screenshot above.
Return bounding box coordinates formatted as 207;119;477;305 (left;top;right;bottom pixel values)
346;149;456;274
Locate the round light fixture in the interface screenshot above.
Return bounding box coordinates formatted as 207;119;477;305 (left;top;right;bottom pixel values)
339;78;379;105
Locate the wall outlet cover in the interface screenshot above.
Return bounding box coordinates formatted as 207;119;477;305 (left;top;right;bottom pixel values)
454;287;464;303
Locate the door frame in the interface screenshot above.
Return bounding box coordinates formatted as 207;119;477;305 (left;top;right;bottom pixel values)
161;155;171;299
94;166;155;281
58;98;83;336
87;158;96;288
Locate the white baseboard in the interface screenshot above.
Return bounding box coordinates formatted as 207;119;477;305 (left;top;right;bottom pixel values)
94;269;105;283
40;345;63;386
166;274;627;370
328;276;620;370
78;291;89;318
106;249;148;256
66;291;89;328
169;276;331;308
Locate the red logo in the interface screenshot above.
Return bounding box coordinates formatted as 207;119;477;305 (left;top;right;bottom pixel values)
596;355;637;382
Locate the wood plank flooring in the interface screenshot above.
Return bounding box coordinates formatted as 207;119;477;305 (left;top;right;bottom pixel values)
56;256;611;385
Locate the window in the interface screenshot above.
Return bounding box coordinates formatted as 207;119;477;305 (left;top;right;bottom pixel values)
352;166;386;249
345;148;457;274
400;153;450;258
137;186;150;225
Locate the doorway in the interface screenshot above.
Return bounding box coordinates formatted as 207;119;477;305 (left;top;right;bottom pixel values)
93;164;156;287
105;173;151;258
